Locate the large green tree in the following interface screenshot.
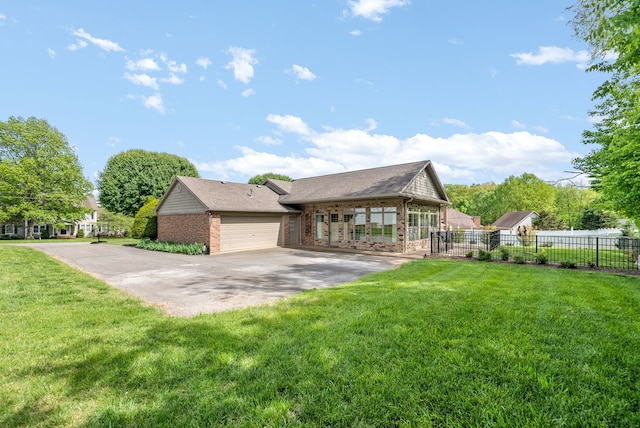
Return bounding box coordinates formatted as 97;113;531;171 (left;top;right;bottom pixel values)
97;149;199;216
570;0;640;220
0;116;93;238
247;172;293;184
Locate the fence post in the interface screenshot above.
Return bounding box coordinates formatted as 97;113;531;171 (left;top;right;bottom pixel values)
596;237;599;267
535;234;538;253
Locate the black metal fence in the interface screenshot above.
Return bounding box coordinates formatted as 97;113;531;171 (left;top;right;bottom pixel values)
430;230;640;271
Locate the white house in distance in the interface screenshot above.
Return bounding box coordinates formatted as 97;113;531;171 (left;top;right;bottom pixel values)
492;210;538;235
0;196;99;239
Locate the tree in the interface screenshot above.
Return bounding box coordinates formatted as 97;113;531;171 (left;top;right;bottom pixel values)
0;116;93;238
578;207;619;230
570;1;640;220
98;208;134;236
247;172;293;184
533;210;565;230
131;196;158;239
97;149;199;216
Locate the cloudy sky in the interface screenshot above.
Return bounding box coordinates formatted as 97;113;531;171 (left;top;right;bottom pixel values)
0;1;603;186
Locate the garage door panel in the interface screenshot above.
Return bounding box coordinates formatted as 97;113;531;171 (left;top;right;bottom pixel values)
220;215;282;252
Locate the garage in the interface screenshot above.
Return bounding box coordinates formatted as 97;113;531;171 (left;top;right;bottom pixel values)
220;215;283;253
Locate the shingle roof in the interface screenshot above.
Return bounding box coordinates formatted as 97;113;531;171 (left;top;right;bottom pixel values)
171;176;299;213
443;208;477;229
278;160;448;204
492;210;537;229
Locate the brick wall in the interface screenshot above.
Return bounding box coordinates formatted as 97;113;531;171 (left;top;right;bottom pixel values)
158;213;211;248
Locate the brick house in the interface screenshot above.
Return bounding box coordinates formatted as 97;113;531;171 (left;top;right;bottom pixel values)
156;160;449;254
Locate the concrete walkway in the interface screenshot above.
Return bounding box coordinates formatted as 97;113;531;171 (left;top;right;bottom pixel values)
25;243;408;317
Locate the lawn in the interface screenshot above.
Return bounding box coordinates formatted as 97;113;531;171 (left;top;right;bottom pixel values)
0;237;140;246
1;246;639;427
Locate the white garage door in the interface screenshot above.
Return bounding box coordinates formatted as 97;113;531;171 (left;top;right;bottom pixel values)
220;215;283;253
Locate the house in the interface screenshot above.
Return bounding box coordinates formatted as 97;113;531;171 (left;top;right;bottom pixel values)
156;160;450;254
441;208;481;230
0;195;99;239
492;210;538;235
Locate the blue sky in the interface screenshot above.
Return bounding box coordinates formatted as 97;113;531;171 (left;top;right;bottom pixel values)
0;1;603;187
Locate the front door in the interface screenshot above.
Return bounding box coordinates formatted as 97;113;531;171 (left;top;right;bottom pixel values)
329;212;340;246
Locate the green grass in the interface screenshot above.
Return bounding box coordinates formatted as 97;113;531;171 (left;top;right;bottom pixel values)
0;237;140;246
494;245;638;269
1;246;639;426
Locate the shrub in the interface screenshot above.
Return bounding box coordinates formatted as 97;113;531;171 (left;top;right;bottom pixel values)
453;230;465;243
540;241;553;248
469;240;477;245
41;229;49;239
535;251;549;265
513;255;526;264
587;260;596;268
76;229;85;238
136;239;204;255
478;249;492;262
559;260;577;269
132;196;159;239
499;247;510;261
465;250;474;258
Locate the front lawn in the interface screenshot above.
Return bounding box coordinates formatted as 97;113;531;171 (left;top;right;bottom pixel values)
0;237;140;246
1;246;639;426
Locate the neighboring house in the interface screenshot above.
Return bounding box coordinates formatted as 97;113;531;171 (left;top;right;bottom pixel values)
442;208;481;230
492;210;538;235
156;160;450;254
0;195;98;238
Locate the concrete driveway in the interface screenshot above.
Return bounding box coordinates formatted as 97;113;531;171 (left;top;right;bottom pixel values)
26;243;406;316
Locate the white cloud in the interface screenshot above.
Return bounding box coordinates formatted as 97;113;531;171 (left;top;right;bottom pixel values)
160;73;184;85
48;48;56;59
350;29;362;36
347;0;410;22
533;125;549;134
71;28;124;52
226;47;258;84
126;93;165;114
200;115;578;184
588;114;605;124
286;64;317;81
217;79;228;89
125;58;161;71
511;120;526;129
364;118;378;132
441;117;469;129
0;13;5;26
448;38;462;45
266;114;313;136
196;57;211;69
107;136;120;148
241;88;255;97
511;46;590;68
123;72;159;90
256;136;283;145
67;39;88;51
489;68;498;78
159;53;187;73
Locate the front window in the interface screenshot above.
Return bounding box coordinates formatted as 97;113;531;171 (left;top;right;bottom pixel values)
315;212;324;240
408;213;419;241
344;210;354;241
354;208;366;241
371;207;397;243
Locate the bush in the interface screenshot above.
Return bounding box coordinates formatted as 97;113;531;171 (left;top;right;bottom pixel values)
41;229;49;239
453;230;465;243
513;255;526;264
535;251;549;265
499;247;510;261
559;260;577;269
76;229;85;238
478;249;492;262
136;239;205;255
465;250;474;258
131;196;159;239
540;241;553;248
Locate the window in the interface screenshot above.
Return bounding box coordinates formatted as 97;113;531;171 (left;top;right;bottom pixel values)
315;212;324;240
420;212;430;240
344;210;354;240
371;207;397;243
408;213;419;241
2;224;15;235
354;208;366;241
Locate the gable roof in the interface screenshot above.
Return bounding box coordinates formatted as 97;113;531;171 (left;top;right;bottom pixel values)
156;176;299;213
278;160;449;204
443;207;478;229
492;210;537;229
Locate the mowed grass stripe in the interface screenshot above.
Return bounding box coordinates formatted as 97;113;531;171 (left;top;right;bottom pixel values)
1;246;639;426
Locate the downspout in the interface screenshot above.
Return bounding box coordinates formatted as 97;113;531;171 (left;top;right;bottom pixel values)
404;198;413;254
